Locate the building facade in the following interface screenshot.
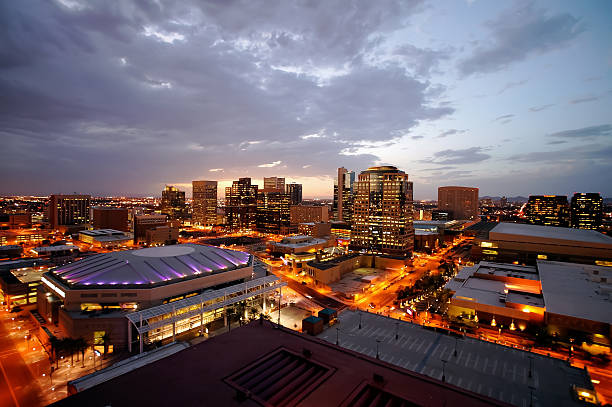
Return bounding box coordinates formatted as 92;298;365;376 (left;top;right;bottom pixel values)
256;192;291;234
290;205;329;225
350;166;414;257
333;167;355;224
48;194;91;229
570;193;603;230
437;186;479;221
285;182;303;205
263;177;285;193
160;186;187;220
225;178;258;231
524;195;569;227
192;180;217;226
133;214;167;244
91;207;129;232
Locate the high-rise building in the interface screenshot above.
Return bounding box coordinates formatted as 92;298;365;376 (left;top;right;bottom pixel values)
333;167;355;224
350;166;414;257
285;182;303;205
570;193;603;230
225;178;258;231
161;186;187;220
290;205;329;224
192;181;217;226
263;177;285;193
91;207;129;232
256;192;291;234
48;194;91;229
437;186;479;220
133;214;167;244
525;195;569;227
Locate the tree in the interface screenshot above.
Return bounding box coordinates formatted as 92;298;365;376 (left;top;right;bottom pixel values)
74;338;89;368
101;332;111;358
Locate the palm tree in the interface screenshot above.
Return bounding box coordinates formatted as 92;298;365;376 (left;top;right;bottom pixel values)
49;336;61;369
74;338;88;368
101;333;111;358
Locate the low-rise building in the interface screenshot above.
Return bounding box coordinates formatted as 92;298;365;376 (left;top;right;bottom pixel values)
79;229;132;248
298;222;331;238
445;260;612;345
31;244;79;265
472;222;612;265
268;235;333;255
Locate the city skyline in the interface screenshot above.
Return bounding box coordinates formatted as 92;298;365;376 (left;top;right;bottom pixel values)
1;1;611;200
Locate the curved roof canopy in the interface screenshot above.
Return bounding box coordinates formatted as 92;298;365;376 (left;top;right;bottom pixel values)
50;244;251;288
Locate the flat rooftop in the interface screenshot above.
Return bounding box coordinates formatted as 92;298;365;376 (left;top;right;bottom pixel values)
538;260;612;324
79;229;127;237
317;311;592;407
475;262;539;281
54;321;507;407
32;245;77;253
48;243;251;289
490;222;612;246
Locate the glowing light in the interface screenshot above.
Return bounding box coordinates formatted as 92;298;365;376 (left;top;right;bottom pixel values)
491;317;497;327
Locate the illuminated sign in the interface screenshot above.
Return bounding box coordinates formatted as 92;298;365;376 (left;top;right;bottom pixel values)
41;276;66;298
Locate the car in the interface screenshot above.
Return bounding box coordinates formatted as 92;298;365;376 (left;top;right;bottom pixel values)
369;303;375;309
301;281;307;285
305;294;313;299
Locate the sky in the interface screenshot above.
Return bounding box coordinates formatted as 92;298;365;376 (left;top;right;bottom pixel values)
1;0;611;200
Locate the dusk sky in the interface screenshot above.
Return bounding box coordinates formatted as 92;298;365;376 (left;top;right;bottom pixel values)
1;0;611;199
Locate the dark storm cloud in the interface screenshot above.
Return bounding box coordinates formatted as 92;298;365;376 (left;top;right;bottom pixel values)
0;0;455;196
548;124;612;139
459;2;583;76
423;147;491;165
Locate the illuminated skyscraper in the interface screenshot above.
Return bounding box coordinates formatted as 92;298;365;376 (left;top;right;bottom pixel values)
263;177;285;193
48;194;91;229
256;191;291;234
192;180;218;226
437;186;479;220
225;178;258;231
333;167;355;224
350;166;414;257
570;193;602;230
525;195;569;227
286;182;303;205
161;185;187;220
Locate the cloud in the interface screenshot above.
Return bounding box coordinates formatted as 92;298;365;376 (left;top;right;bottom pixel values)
459;3;584;76
424;147;491;165
209;168;223;172
569;96;599;104
507;144;612;163
546;140;566;145
529;104;555;112
392;44;452;77
548;124;612;139
437;129;467;138
258;161;282;168
497;79;528;95
493;114;514;124
411;135;424;140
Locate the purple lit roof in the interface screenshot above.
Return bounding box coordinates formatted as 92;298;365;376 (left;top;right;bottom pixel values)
51;244;251;288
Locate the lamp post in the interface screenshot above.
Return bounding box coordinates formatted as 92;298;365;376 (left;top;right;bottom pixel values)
395;322;399;340
376;339;381;360
441;359;448;382
528;355;533;378
359;311;362;329
454;337;458;357
336;327;340;345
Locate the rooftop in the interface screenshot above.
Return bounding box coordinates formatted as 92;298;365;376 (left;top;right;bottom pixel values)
490;222;612;245
32;245;78;253
79;229;127;237
48;243;251;289
54;321;506;407
538;260;612;324
317;311;592;407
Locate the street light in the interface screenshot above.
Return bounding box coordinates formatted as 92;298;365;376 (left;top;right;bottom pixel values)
454;337;458;357
376;339;381;360
528;355;533;378
395;322;399;340
441;359;448;382
359;311;362;329
336;327;340;345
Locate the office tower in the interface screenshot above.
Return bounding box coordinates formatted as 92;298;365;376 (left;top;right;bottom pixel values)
263;177;285;193
48;194;91;229
525;195;569;227
500;197;508;207
437;186;479;220
350;166;414;257
333;167;355;223
256;191;291;234
192;180;218;226
161;185;187;220
225;178;258;231
570;193;603;230
133;214;167;244
286;182;303;205
91;207;129;232
290;205;330;224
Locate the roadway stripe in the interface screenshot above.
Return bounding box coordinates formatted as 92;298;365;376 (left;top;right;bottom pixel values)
0;358;20;407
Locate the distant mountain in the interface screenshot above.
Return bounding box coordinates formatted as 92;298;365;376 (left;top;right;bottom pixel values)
481;196;529;203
